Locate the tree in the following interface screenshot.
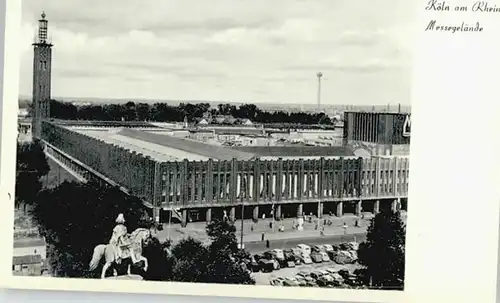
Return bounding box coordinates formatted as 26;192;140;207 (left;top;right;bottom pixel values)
15;139;49;210
204;219;255;285
30;181;151;278
166;220;255;285
357;211;406;290
140;237;173;281
171;237;209;282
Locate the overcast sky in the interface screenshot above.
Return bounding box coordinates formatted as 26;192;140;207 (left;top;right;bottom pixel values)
19;0;415;106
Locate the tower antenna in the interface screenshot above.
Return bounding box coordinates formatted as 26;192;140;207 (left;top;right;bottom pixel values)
316;72;323;111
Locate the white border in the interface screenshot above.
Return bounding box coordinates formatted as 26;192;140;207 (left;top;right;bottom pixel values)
2;0;500;302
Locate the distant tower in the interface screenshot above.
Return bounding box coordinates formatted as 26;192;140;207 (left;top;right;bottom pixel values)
31;11;53;139
316;72;323;111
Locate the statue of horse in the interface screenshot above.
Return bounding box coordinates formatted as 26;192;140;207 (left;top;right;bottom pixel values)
89;227;153;279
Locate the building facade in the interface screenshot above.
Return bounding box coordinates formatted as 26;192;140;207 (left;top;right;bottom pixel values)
343;111;411;156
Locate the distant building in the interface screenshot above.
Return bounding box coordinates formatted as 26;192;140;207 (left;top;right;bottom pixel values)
196;118;209;125
13;238;47;260
342;111;411;156
241;118;253;125
12;254;43;276
18;108;30;118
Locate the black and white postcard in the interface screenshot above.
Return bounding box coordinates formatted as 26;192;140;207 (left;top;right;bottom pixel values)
2;0;500;302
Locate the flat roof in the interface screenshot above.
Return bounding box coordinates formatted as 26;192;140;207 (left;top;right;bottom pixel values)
72;127;257;161
13;254;42;266
117;128;256;161
230;146;355;157
13;238;45;248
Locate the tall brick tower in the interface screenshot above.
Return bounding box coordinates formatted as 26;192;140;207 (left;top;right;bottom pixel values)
31;11;53;139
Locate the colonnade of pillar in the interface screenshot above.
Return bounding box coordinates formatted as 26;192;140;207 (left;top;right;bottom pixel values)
164;198;404;225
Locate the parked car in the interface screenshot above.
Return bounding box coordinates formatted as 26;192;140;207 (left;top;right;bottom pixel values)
257;256;279;272
300;254;313;264
320;251;331;262
311;252;323;263
331;272;344;284
291;247;302;257
297;244;311;256
294;276;308;287
312;244;325;252
270;277;286;286
263;251;276;261
323;244;335;253
296;271;310;278
306;280;319;287
326;250;337;259
283;277;300;287
304;276;315;283
326;267;338;275
318;269;329;276
248;256;260;272
310;271;324;280
317;274;335;287
271;249;285;261
283;250;299;266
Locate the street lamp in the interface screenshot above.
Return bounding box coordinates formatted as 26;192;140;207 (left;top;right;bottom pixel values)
167;202;173;242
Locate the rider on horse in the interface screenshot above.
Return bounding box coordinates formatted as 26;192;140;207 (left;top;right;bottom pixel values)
110;213;128;264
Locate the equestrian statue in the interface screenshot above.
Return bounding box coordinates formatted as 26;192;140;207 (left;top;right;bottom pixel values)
89;213;156;279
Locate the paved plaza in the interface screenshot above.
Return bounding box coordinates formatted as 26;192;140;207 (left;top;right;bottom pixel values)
157;211;408;246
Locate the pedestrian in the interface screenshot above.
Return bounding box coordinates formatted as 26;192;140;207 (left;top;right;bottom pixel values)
250;224;254;232
266;240;270;248
343;222;348;235
261;232;265;241
323;218;327;225
269;221;273;229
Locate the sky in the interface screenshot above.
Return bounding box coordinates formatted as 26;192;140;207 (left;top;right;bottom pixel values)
19;0;415;106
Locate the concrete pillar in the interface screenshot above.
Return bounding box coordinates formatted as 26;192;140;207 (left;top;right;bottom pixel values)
206;208;212;222
153;207;160;223
317;202;323;218
181;209;188;226
230;207;236;221
355;200;362;216
275;204;282;220
253;205;259;220
391;199;398;213
297;203;303;217
374;200;380;214
336;202;343;217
